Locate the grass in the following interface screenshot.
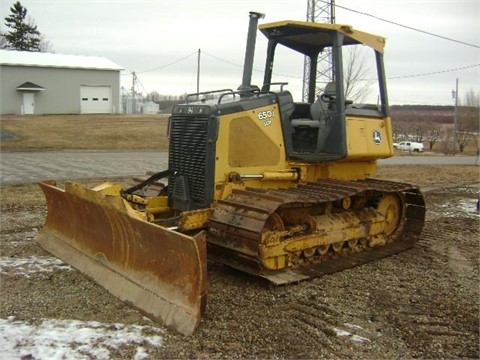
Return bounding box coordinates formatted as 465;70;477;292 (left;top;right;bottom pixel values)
2;114;478;154
1;179;122;207
1;183;45;207
0;114;170;151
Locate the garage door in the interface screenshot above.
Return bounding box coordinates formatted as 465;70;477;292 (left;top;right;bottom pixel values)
80;86;112;114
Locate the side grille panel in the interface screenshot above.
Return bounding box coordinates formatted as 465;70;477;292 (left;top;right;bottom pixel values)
168;113;216;211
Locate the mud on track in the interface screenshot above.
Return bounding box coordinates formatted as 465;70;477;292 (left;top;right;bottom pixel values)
1;166;479;359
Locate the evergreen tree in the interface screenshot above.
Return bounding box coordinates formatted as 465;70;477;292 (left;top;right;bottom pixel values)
4;1;42;51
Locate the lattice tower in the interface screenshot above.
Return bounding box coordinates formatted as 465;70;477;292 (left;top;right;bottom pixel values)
302;0;335;101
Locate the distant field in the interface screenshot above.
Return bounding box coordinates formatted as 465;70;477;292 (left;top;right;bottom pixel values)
0;114;169;151
1;114;478;154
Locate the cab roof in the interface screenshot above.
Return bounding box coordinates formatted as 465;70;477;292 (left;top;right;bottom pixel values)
258;20;386;54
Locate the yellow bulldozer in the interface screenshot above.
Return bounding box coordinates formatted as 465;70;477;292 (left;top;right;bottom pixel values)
38;12;425;335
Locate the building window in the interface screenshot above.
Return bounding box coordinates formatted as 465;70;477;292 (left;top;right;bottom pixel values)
102;98;109;101
92;98;98;101
82;98;88;101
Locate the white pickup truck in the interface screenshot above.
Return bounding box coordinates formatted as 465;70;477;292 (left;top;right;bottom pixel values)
393;141;424;152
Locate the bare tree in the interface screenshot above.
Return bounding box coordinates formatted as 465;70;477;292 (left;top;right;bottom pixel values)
464;88;480;107
426;124;442;150
39;35;54;53
456;89;480;152
147;91;161;103
441;128;454;155
456;131;474;152
410;120;427;143
343;45;375;103
392;122;411;142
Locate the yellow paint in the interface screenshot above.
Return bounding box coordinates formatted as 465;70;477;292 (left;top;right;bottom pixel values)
215;104;288;186
259;21;386;53
345;116;394;160
259;208;386;270
92;182;123;196
179;209;214;231
211;105;395;198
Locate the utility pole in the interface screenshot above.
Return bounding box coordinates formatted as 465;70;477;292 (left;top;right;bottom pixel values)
302;0;335;102
196;49;201;99
452;78;459;155
132;71;137;114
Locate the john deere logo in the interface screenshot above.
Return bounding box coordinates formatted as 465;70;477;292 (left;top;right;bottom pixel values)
372;130;382;144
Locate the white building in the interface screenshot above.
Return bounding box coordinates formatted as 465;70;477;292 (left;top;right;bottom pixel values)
0;50;123;115
141;101;160;114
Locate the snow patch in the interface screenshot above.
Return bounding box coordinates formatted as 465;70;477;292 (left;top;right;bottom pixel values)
0;256;72;277
0;317;164;360
344;323;364;331
333;327;370;343
351;334;371;343
333;328;351;337
440;198;480;218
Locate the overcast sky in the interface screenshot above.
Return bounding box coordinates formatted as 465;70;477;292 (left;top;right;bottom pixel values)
1;0;479;105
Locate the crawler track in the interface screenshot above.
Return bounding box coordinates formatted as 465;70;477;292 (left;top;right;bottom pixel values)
208;179;426;284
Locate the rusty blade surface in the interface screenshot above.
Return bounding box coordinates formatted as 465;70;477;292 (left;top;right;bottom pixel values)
37;180;207;336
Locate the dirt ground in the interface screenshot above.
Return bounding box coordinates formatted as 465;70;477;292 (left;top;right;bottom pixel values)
1;165;479;359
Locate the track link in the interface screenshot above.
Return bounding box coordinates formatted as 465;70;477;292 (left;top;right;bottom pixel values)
208;179;425;284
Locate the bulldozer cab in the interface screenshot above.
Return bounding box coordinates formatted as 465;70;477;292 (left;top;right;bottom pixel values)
258;21;389;162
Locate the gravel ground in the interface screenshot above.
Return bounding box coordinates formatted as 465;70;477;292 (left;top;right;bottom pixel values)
1;165;479;359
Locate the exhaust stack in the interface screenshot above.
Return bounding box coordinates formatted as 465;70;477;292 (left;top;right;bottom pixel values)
238;11;265;94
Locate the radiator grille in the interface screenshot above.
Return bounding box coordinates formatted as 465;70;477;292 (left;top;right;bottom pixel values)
168;113;214;210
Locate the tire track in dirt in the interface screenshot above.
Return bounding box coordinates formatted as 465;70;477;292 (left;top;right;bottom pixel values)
279;302;340;350
380;184;479;359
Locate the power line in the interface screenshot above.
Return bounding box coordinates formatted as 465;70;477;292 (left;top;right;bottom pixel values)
135;75;149;94
388;63;480;80
205;49;477;82
202;51;301;79
202;51;243;68
332;1;480;48
136;51;197;74
202;4;479;83
127;13;478;93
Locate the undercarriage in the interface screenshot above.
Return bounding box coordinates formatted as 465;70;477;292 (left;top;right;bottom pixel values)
208;179;425;284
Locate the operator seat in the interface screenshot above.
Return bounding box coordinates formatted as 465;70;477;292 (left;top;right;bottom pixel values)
314;82;337;153
291;102;323;128
320;82;336;111
324;82;336;97
310;101;322;121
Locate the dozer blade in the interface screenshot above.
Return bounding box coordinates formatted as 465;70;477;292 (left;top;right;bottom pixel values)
37;180;207;336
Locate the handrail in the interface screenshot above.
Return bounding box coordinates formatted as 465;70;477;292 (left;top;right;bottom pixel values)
262;82;289;92
218;86;261;103
185;85;286;106
185;89;235;104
